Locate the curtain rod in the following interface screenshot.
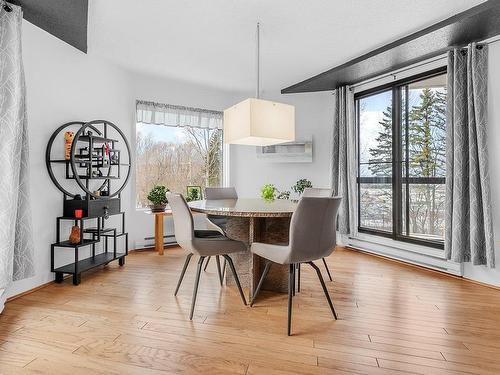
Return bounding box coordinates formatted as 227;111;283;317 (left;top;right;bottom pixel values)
348;36;500;91
348;55;447;90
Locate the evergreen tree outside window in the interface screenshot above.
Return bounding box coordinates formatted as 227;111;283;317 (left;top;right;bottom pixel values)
356;70;446;248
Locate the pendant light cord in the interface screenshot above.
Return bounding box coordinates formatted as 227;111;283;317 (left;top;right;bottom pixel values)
256;22;260;99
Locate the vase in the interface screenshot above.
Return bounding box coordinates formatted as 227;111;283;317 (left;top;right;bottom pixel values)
64;131;74;160
69;225;81;244
149;204;166;212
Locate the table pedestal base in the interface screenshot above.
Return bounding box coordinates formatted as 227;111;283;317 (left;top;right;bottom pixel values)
224;217;290;297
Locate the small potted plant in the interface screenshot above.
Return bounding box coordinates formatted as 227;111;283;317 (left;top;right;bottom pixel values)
261;184;277;201
292;178;312;198
186;186;202;202
277;190;290;200
148;185;169;212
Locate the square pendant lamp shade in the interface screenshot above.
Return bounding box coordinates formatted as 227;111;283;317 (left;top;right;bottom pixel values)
223;98;295;146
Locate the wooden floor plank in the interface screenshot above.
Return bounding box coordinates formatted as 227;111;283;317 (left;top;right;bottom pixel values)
1;247;499;374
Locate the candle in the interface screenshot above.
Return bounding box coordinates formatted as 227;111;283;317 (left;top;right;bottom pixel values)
74;209;83;218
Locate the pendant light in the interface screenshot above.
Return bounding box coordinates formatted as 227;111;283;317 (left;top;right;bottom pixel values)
223;23;295;146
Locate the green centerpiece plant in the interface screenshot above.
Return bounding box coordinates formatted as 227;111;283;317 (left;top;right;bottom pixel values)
261;184;277;201
148;185;169;212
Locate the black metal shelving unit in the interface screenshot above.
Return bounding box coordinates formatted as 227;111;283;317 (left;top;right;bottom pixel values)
46;120;131;285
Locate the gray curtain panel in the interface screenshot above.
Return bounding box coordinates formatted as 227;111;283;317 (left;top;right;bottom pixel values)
331;86;355;235
445;43;495;268
0;5;35;310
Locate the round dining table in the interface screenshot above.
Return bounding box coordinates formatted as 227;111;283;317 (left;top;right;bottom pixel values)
189;198;298;296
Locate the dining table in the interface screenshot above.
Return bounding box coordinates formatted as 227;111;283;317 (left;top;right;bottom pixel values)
189;198;298;297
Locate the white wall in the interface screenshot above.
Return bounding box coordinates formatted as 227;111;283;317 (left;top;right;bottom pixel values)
7;22;239;298
230;90;334;197
462;41;500;287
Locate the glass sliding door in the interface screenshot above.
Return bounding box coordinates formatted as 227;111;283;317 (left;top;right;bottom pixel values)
358;90;393;234
356;69;447;248
400;75;447;241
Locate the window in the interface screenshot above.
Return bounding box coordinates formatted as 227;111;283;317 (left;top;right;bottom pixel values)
356;69;447;248
135;101;223;208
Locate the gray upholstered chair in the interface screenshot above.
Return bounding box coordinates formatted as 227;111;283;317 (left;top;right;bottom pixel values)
167;192;247;320
202;187;238;275
250;196;342;335
205;186;238;200
301;188;335;282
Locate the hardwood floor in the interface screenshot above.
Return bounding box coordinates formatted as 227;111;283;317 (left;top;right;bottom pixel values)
2;247;500;374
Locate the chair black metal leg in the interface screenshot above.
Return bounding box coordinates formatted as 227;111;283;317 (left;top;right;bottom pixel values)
222;259;227;280
204;256;211;271
216;255;223;286
190;256;205;320
174;253;193;296
297;263;301;292
308;261;337;320
250;261;271;306
288;264;294;336
322;257;333;281
223;255;247;305
292;263;296;296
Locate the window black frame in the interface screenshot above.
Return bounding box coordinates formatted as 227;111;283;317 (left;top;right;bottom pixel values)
355;66;447;249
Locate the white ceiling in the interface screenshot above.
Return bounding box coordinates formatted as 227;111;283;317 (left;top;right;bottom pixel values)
89;0;485;93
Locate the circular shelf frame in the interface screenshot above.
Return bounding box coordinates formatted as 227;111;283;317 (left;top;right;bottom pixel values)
46;120;131;199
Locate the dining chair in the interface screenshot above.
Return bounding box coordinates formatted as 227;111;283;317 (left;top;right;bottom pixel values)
250;196;342;335
203;187;239;276
301;187;335;283
167;192;247;320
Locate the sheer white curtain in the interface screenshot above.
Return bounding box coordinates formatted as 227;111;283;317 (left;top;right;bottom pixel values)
136;100;223;129
0;5;35;313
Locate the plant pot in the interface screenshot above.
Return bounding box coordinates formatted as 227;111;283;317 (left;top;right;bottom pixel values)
149;204;166;212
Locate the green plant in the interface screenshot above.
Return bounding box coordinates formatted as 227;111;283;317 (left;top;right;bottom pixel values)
261;184;277;201
186;186;202;202
147;185;169;205
292;179;312;195
277;190;290;200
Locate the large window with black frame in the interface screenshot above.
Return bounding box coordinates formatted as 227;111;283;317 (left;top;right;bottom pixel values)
356;69;447;248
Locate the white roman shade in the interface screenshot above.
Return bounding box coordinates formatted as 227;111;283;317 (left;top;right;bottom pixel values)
136;100;223;129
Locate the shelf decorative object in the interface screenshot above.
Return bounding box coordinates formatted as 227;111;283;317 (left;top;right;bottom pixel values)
46;120;131;285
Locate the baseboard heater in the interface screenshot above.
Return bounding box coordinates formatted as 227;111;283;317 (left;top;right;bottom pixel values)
141;234;177;249
347;237;462;276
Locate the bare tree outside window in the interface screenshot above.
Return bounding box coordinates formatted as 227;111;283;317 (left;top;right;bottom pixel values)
136;124;223;208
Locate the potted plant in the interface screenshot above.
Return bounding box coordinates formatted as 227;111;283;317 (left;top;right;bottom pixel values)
148;185;169;212
261;184;277;201
277;190;290;200
292;178;312;197
186;185;202;202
